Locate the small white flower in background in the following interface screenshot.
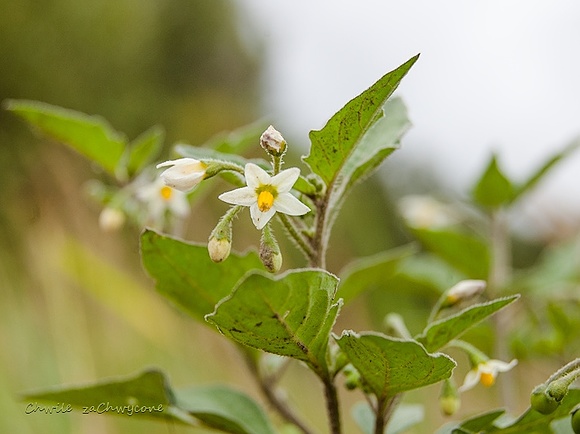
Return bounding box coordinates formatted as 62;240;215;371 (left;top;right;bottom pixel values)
218;163;310;230
398;195;458;228
156;158;207;192
98;207;126;233
444;279;486;307
459;359;518;392
136;177;189;224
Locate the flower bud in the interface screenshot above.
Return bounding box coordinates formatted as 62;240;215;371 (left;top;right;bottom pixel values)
443;279;486;307
440;379;460;416
260;224;282;273
208;237;231;263
208;213;233;263
260;125;287;157
343;365;361;391
571;404;580;434
98;207;125;232
530;384;560;415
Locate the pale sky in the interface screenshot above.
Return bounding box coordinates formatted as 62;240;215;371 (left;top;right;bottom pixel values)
236;1;580;238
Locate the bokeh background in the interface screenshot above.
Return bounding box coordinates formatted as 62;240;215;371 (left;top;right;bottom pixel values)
2;1;579;433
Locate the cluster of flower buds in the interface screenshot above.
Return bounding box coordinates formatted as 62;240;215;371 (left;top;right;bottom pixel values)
530;358;580;416
154;125;310;271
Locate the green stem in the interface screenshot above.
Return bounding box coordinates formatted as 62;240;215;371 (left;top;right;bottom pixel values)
547;358;580;384
277;213;315;263
489;209;514;407
241;350;315;434
310;198;329;268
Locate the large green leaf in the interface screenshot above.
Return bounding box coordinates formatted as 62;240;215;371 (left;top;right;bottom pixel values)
337;244;417;305
416;295;520;352
22;369;183;424
206;268;341;375
335;331;455;399
471;154;514;208
5;99;126;176
140;229;262;323
410;227;490;279
175;385;275;434
304;55;418;187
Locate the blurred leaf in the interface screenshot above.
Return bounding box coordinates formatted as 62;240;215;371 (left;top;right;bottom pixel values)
337;244;418;305
175;385;275;434
335;331;455;399
453;409;506;433
140;229;262;323
125;125;164;177
22;369;185;424
204;120;268;155
352;401;424;434
513;137;580;202
5;99;126;176
206;269;341;375
410;227;490;279
471;154;514;208
417;295;519;352
175;143;268;169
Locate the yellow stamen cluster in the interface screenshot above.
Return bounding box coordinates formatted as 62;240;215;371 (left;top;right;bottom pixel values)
160;186;173;200
257;190;275;212
480;371;495;387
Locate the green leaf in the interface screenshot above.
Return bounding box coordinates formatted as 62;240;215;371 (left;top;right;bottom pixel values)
5;99;125;176
125;125;164;177
410;227;490;279
352;401;424;434
304;55;418;186
175;385;275;434
335;331;456;399
457;409;506;432
471;154;514;208
337;244;418;305
206;268;341;375
417;295;520;352
513;137;580;202
140;229;262;323
22;369;183;423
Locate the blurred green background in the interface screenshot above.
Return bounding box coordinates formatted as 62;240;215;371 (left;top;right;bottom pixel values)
2;1;579;433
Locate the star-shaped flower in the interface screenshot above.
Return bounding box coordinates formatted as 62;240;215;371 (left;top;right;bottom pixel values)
218;163;310;230
459;358;518;392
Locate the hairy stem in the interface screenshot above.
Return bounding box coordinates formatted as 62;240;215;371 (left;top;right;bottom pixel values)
310;198;329;268
323;376;341;434
277;213;315;262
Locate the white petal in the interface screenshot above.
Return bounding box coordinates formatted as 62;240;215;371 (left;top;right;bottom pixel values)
244;163;271;189
274;193;310;216
161;171;204;191
156;158;200;169
250;203;276;230
271;167;301;193
488;359;518;374
218;187;256;206
458;369;481;392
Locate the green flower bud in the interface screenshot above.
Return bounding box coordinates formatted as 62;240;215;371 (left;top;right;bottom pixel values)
440;379;460;416
530;384;561;415
571;405;580;434
260;224;282;273
343;365;361;391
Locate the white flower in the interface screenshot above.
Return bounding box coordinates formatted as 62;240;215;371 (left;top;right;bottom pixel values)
136;177;189;224
398;195;458;228
444;280;486;306
459;359;518;392
156;158;207;192
218;163;310;230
